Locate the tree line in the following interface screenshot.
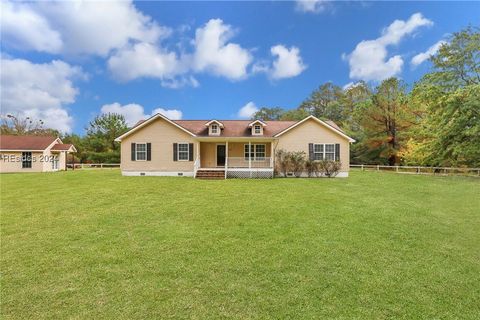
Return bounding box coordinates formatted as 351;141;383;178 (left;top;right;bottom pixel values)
1;27;478;167
252;27;479;167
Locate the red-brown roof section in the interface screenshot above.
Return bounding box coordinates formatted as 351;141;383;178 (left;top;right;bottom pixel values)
0;135;57;150
129;117;345;137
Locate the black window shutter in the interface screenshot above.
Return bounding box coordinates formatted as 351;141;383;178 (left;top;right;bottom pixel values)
173;143;178;161
188;143;194;161
335;144;340;161
131;143;136;161
146;143;151;161
308;143;314;160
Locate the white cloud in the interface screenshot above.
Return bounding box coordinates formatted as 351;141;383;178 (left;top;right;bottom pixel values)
0;1;62;53
295;0;328;13
108;42;184;82
101;103;182;126
270;45;307;79
152;108;183;120
192;19;253;80
0;57;84;132
0;0;166;56
345;12;433;81
411;40;446;67
237;102;258;119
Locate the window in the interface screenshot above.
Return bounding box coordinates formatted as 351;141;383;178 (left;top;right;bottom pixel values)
325;144;335;160
244;144;266;160
136;143;147;161
313;144;324;160
211;124;218;134
178;143;189;161
313;143;335;161
52;157;59;170
254;125;261;134
22;152;32;168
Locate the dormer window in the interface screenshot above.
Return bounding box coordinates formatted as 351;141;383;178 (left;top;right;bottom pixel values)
205;120;224;136
248;119;267;136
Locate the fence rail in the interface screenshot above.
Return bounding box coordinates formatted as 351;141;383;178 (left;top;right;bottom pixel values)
67;163;120;169
227;157;273;168
351;164;480;177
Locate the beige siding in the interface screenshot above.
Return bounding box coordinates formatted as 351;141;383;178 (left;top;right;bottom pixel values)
275;118;350;171
0;151;44;173
121;118;196;172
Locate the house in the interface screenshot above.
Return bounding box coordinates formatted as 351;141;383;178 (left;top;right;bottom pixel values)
115;114;355;179
0;135;76;173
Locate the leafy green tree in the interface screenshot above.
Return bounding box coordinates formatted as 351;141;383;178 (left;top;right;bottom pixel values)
279;108;310;121
406;27;480;167
84;113;128;163
299;82;345;122
252;107;285;120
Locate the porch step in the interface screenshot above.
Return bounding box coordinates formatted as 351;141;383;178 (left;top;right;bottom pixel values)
196;170;225;179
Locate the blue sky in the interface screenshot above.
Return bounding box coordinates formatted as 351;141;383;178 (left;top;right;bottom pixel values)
1;1;478;134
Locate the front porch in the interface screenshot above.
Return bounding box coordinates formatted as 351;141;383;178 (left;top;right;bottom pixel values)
194;141;275;179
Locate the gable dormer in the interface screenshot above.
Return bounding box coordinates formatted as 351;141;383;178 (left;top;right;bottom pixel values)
248;120;267;136
205;120;224;136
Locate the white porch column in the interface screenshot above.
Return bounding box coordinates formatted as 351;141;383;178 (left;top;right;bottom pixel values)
270;142;274;168
249;141;252;178
225;141;229;168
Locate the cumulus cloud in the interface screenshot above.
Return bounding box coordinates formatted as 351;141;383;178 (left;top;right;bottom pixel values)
295;0;329;13
101;103;182;126
270;45;307;79
0;57;84;132
108;42;184;82
192;19;253;80
411;40;446;67
0;0;165;56
237;102;259;119
344;13;433;81
0;1;62;53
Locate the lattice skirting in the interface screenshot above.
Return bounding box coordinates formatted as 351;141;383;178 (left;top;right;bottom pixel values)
226;169;274;179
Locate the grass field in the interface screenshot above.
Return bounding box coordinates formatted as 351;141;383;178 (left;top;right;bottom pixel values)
1;170;479;319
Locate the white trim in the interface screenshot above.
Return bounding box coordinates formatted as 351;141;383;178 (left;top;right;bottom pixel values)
248;119;267;127
204;120;224;128
313;143;336;161
122;171;194;177
177;142;190;161
115;113;196;142
274;115;355;142
244;143;266;161
135;142;147;161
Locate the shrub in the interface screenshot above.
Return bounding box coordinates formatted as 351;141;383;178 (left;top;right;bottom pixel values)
317;160;342;178
305;159;317;177
275;149;291;177
289;151;306;178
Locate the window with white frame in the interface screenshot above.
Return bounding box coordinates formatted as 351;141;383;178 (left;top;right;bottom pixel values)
211;124;219;134
136;143;147;160
325;144;335;160
313;144;324;160
178;143;189;161
244;144;266;160
254;125;261;134
313;143;335;160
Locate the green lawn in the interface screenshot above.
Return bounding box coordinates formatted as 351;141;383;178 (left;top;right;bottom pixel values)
1;170;479;319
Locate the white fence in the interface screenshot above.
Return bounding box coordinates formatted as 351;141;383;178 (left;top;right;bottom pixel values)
351;164;480;177
67;163;120;169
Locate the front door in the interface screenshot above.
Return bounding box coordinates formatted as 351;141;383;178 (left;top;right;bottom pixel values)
216;145;226;167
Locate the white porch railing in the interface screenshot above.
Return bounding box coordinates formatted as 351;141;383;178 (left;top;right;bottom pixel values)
227;157;272;168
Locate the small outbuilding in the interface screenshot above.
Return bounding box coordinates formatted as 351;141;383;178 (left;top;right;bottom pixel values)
0;135;76;173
